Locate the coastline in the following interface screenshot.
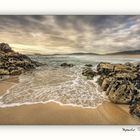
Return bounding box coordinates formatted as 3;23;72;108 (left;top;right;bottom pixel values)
0;77;140;125
0;101;140;125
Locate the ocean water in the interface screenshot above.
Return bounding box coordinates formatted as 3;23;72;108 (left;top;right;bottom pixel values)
0;54;139;108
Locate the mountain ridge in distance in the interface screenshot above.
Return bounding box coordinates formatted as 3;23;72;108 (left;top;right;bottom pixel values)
106;49;140;55
28;50;140;56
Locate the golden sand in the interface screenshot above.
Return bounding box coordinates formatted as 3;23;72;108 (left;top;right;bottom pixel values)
0;77;140;125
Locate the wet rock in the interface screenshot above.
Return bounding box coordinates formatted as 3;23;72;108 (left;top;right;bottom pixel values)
82;67;97;80
60;63;74;67
85;64;93;67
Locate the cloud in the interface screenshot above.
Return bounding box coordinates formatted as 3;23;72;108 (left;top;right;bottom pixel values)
0;15;140;54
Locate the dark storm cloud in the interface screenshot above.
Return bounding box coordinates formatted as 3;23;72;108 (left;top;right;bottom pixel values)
0;15;140;54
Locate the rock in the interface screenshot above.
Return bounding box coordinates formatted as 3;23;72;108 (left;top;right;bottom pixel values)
0;43;42;76
0;69;9;75
96;62;140;117
10;69;22;75
135;76;140;89
101;77;113;91
114;72;138;81
60;63;74;67
82;67;97;80
130;100;140;117
0;43;13;53
97;75;106;86
125;62;134;67
130;103;140;117
97;62;114;75
114;64;137;73
107;80;135;104
85;64;93;67
97;62;137;75
129;90;140;117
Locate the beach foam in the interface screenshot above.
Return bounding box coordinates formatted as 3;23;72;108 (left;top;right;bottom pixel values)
0;65;107;108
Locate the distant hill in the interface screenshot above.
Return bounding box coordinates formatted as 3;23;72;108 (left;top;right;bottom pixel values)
30;52;100;56
29;50;140;56
64;52;99;55
106;50;140;55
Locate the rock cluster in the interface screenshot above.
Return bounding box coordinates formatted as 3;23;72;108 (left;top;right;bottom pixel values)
84;64;93;67
0;43;41;76
96;62;140;117
60;63;74;67
82;66;97;80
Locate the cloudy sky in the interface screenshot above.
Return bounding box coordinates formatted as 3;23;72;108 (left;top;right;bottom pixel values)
0;15;140;54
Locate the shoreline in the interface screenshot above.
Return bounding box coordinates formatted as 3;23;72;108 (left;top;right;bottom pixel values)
0;66;140;124
0;101;140;125
0;99;104;109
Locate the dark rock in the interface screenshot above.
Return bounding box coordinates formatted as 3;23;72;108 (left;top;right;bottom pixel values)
0;43;13;53
96;62;140;117
129;93;140;117
0;43;42;76
82;67;97;80
85;64;93;67
60;63;74;67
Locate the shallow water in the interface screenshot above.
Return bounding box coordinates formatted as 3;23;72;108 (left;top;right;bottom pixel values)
0;54;139;108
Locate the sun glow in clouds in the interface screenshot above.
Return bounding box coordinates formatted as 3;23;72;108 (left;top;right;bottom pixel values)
0;15;140;54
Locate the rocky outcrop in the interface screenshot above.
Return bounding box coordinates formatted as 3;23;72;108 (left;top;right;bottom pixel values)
0;43;41;76
60;63;74;67
96;62;140;117
82;67;97;80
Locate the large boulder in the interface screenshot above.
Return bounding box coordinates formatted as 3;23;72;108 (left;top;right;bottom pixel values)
96;62;140;117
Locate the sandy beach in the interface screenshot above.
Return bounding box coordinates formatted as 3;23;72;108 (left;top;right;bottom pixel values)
0;77;140;125
0;16;140;125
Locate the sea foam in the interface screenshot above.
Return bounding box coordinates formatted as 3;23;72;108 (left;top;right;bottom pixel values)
0;65;107;108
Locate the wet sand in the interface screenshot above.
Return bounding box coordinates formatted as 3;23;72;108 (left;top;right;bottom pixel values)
0;77;140;125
